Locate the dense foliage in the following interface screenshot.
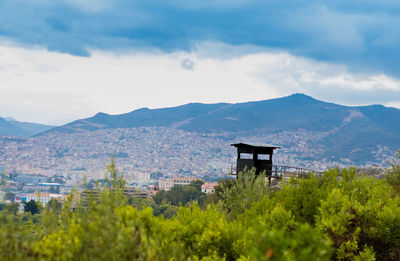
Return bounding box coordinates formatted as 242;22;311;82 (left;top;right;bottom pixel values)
153;180;206;204
1;153;400;260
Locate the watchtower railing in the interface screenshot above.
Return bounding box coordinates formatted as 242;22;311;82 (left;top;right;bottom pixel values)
230;163;323;179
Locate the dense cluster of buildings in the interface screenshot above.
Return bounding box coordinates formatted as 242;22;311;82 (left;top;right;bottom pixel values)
2;126;384;186
0;127;234;182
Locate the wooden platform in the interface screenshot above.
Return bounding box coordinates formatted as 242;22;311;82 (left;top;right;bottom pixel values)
230;163;323;179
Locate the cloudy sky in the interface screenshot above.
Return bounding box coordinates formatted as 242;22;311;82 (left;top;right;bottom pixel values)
1;0;400;125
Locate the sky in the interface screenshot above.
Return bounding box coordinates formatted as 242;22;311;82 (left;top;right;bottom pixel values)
1;0;400;125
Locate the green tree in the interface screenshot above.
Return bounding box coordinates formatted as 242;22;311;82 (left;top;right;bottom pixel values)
6;202;19;215
153;190;167;205
24;199;39;215
189;180;204;191
162;182;207;207
46;198;62;213
216;168;269;219
166;185;184;205
159;204;179;218
386;150;400;190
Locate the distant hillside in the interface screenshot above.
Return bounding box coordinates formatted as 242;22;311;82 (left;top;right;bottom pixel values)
47;94;400;134
42;94;400;164
0;117;27;137
0;117;54;137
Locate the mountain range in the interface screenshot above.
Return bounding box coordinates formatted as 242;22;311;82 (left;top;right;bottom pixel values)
2;94;400;164
45;94;400;135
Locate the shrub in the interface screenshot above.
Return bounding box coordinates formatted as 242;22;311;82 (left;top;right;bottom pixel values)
386;150;400;191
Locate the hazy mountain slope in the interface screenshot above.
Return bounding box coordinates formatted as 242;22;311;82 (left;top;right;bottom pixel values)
0;117;29;137
47;94;353;134
0;117;54;137
42;93;400;163
48;93;399;134
176;94;350;133
49;103;229;133
315;117;400;163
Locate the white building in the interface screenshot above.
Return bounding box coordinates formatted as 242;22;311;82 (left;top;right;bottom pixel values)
201;182;219;193
23;193;68;205
158;176;203;191
158;178;174;191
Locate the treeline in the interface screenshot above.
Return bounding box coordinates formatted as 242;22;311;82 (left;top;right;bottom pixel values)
150;179;206;217
1;153;400;260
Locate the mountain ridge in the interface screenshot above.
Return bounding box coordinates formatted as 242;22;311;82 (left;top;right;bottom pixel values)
43;93;400;135
39;93;400;163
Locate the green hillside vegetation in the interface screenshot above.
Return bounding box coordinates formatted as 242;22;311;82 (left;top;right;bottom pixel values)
1;153;400;260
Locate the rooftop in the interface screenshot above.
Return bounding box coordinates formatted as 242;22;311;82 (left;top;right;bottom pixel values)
201;182;219;189
231;143;282;149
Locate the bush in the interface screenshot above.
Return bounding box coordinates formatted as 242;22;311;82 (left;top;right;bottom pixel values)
386;150;400;190
216;168;270;219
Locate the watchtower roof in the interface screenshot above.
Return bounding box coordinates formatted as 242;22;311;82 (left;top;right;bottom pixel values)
231;143;281;155
231;143;281;149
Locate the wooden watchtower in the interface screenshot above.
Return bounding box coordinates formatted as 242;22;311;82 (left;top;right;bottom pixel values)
231;143;281;177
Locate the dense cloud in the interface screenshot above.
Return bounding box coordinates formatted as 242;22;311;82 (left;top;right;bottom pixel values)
1;0;400;76
0;44;399;125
